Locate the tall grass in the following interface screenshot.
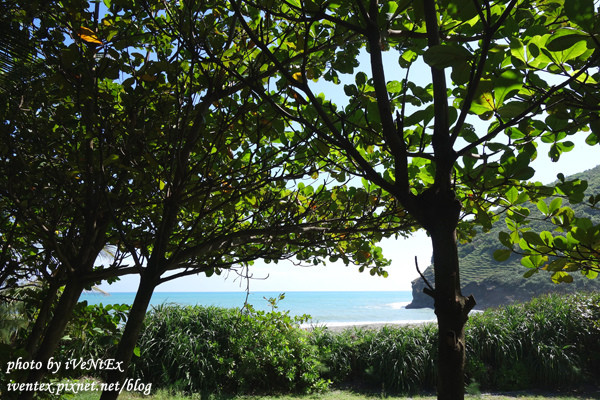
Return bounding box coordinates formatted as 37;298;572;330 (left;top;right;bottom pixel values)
465;292;600;390
310;292;600;394
311;324;437;394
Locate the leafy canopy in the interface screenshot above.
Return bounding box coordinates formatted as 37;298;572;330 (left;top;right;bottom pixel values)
225;0;600;283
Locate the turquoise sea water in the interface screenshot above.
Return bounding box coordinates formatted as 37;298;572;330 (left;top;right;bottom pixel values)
80;291;436;326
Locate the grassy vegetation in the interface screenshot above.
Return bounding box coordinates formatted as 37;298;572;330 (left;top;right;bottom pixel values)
71;292;597;398
7;292;598;399
72;386;600;400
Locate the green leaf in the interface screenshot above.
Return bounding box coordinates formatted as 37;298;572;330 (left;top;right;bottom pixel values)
564;0;595;31
493;248;512;262
498;231;513;248
547;258;568;272
555;40;589;63
549;197;562;214
522;253;546;269
386;80;403;93
553;236;569;250
540;231;554;245
523;231;544;247
471;79;495;114
505;186;519;203
423;45;472;69
382;1;398;16
494;70;523;107
536;199;549;216
552;271;574;283
586;132;599;146
523;269;538;278
133;346;141;357
344;84;358;96
510;38;526;63
546;30;589;52
355;71;368;86
583;269;599;279
451;61;471;84
460;123;478;143
498;101;529;119
521;256;536;269
315;139;330;157
527;36;553;68
571;226;588;243
399;50;418;67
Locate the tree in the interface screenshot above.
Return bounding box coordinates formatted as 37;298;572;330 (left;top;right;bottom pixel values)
1;1;408;398
1;3;146;395
227;0;600;398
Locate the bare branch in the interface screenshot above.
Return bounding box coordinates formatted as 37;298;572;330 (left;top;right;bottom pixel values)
415;256;436;299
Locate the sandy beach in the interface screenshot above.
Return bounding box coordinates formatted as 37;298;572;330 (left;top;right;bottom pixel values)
302;320;436;332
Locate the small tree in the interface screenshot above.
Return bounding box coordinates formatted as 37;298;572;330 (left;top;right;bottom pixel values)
228;0;600;398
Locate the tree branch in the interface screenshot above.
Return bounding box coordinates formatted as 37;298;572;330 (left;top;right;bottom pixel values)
229;0;398;196
423;0;452;188
450;33;493;144
364;0;411;199
415;256;436;298
491;0;519;33
449;0;519;145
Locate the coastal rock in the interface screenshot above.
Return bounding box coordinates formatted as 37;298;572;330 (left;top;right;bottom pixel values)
406;266;600;310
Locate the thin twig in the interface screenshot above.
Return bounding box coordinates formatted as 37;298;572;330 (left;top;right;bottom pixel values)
415;256;436;298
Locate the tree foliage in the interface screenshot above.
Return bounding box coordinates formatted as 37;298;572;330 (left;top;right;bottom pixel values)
494;165;600;282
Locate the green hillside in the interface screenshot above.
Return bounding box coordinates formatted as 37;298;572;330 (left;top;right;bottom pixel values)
407;164;600;309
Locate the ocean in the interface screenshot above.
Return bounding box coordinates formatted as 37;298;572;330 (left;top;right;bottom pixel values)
80;291;436;327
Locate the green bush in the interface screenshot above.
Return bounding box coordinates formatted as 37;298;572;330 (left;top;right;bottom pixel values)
312;292;599;394
56;301;130;378
465;292;600;391
130;295;328;397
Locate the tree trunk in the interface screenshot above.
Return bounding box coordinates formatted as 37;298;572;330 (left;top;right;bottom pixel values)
19;280;85;400
99;273;157;400
24;280;61;356
423;190;476;400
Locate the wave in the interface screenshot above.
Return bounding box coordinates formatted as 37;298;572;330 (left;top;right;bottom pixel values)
386;301;410;310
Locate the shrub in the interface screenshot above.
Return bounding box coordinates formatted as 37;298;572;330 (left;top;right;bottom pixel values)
313;292;599;394
130;295;328;396
56;301;130;378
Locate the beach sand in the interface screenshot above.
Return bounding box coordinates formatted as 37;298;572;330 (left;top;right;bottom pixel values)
302;320;435;333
